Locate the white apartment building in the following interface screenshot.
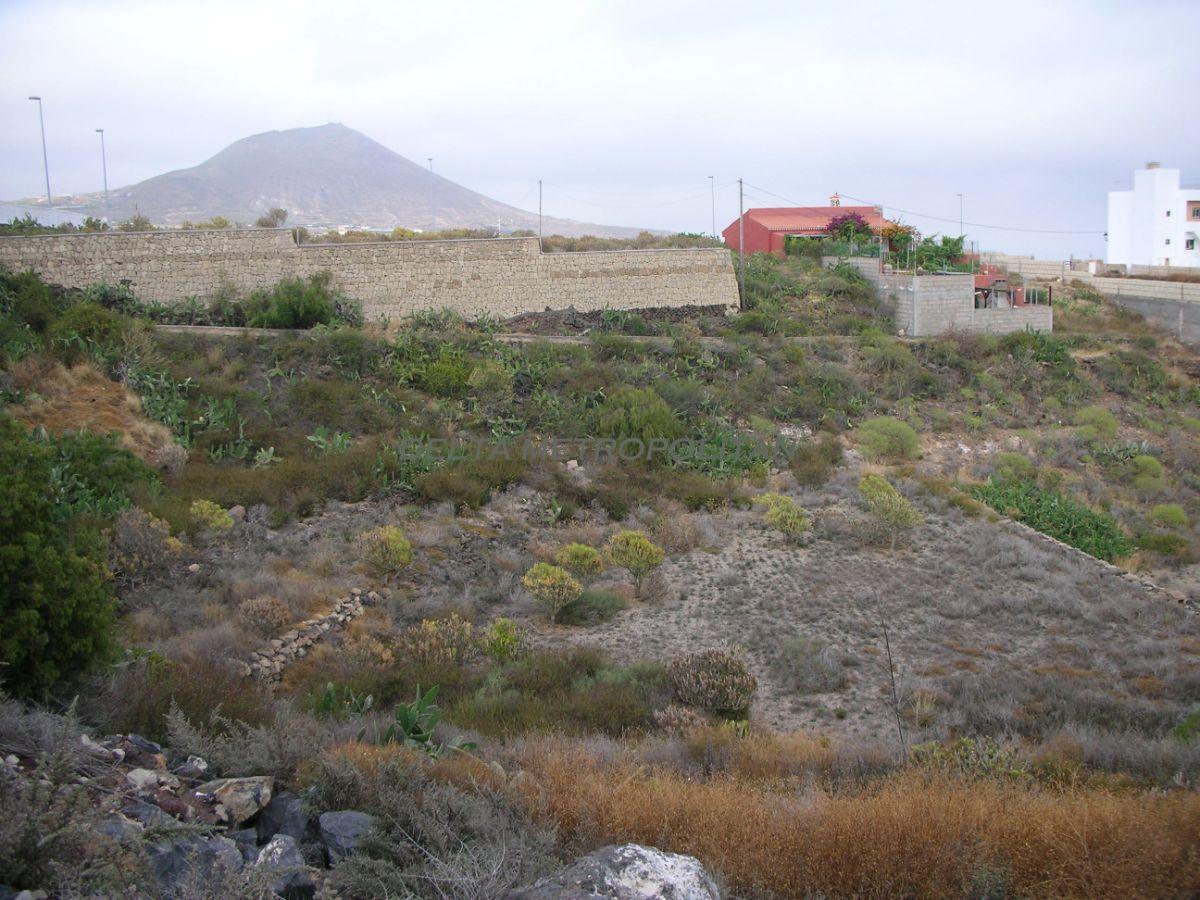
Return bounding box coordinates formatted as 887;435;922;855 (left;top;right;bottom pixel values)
1107;163;1200;267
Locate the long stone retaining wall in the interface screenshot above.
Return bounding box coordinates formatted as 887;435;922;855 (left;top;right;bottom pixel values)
0;229;740;320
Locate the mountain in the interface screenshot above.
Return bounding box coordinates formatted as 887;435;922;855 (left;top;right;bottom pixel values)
38;124;649;237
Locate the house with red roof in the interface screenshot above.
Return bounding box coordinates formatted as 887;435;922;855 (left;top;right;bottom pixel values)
722;202;884;256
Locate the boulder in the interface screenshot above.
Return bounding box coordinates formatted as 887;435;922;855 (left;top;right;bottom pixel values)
231;828;260;863
318;810;375;864
507;844;721;899
255;833;316;899
195;775;274;825
125;767;160;792
147;835;242;892
257;791;313;844
173;754;210;781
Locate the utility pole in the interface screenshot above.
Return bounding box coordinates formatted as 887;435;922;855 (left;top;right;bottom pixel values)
427;158;434;232
28;96;51;206
957;192;963;238
737;178;745;306
95;128;109;223
538;179;543;251
708;175;716;239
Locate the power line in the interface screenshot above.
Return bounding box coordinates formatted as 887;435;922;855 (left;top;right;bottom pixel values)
743;181;1104;236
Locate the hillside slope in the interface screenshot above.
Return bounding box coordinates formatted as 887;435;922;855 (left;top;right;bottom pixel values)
29;123;648;237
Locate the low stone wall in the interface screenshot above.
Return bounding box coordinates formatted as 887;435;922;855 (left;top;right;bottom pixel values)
244;590;375;682
0;229;740;320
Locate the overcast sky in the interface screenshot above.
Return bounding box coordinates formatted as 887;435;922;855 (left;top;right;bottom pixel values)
2;0;1196;257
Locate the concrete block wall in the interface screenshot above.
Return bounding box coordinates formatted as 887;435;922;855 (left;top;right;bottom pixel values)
0;229;740;320
869;269;1051;337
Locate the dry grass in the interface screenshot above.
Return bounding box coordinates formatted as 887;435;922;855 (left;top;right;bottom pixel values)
9;360;172;462
510;736;1200;899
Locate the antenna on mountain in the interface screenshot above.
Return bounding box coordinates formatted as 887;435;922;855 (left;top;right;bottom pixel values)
538;180;543;252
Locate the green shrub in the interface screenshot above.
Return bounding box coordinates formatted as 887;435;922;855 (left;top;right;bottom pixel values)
666;648;757;715
859;474;923;551
554;543;603;579
971;479;1131;562
356;525;413;578
993;452;1034;482
1074;405;1118;441
0;416;115;697
1;268;63;332
481;618;526;662
244;273;339;328
1135;532;1193;561
189;498;233;532
789;434;843;485
414;450;526;511
593;385;682;447
46;302;131;363
559;588;627;626
855;416;919;461
522;563;582;623
42;430;159;519
753;493;810;541
1150;504;1189;529
467;359;514;403
605;530;666;597
418;348;473;399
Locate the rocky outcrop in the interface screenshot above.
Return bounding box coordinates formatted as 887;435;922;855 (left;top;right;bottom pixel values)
246;589;377;681
508;844;721;899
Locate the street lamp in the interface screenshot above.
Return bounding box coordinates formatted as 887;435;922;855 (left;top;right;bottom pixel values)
427;157;434;232
95;128;110;223
28;96;51;206
708;175;716;240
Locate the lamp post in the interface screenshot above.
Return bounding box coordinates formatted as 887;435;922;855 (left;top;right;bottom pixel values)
28;96;51;206
95;128;109;223
427;158;434;232
708;175;716;239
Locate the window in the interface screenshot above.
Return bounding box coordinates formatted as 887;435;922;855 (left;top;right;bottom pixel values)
1165;238;1171;245
1188;239;1196;251
1194;208;1200;219
1166;210;1172;217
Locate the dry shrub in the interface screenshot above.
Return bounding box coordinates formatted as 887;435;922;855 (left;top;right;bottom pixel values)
511;738;1200;899
237;594;292;636
394;613;478;668
8;361;173;464
666;648;757;715
652;508;708;553
107;507;182;587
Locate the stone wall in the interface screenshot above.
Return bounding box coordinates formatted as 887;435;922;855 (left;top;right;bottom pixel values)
0;229;740;320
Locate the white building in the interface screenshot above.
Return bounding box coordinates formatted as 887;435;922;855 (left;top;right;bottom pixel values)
1107;164;1200;268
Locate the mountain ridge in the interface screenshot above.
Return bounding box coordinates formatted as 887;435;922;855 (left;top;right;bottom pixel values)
20;124;650;238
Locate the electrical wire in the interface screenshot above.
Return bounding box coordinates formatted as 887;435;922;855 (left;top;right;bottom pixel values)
744;181;1104;236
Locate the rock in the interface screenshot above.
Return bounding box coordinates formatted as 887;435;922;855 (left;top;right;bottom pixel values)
228;504;246;524
97;814;143;842
507;844;721;899
127;734;164;756
122;799;175;827
255;834;316;899
195;776;274;825
318;810;375;864
147;835;242;891
231;828;260;863
257;791;313;844
188;563;201;574
173;755;210;781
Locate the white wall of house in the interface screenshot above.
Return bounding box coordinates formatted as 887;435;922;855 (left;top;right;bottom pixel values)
1107;165;1200;267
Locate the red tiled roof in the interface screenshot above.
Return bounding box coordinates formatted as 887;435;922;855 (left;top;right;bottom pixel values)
743;206;884;234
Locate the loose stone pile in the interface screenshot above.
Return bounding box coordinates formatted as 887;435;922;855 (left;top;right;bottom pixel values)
244;589;379;682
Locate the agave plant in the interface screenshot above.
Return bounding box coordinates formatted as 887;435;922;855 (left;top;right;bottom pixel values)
380;685;476;759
